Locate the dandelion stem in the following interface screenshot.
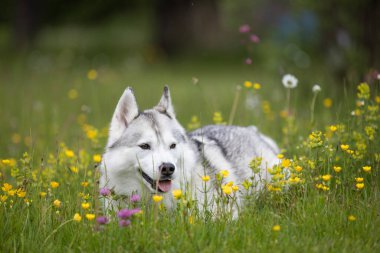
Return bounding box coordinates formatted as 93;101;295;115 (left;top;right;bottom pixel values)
228;85;242;125
310;92;318;126
286;88;291;114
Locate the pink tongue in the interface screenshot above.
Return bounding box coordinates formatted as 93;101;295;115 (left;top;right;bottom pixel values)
158;180;172;192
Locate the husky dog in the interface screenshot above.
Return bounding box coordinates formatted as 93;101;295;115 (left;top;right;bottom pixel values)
100;86;279;214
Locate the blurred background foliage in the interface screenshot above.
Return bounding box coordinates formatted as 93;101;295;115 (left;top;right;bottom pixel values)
0;0;379;156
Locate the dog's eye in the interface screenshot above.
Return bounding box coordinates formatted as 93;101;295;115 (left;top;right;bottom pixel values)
139;144;151;150
170;143;176;149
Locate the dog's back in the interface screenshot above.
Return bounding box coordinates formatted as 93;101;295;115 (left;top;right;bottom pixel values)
189;125;279;185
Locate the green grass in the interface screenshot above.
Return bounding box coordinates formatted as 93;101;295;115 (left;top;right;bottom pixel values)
1;24;380;252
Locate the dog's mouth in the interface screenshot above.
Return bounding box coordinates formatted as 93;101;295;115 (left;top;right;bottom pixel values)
139;169;172;193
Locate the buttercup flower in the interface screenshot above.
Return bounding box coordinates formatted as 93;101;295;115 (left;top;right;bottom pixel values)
355;177;364;183
220;170;229;178
73;213;82;222
65;149;74;158
152;195;163;203
50;181;59;189
340;144;349;151
93;154;102;163
272;225;281;232
323;98;333;108
333;166;342;173
172;189;182;199
53;199;61;208
356;183;364;190
244;81;252;88
322;175;332;181
282;74;298;89
202;175;210;182
295;166;303;172
348;215;356;221
81;202;90;209
253;83;261;90
362;166;371;173
85;214;96;221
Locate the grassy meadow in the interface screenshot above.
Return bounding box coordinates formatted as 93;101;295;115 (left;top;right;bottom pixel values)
1;24;380;252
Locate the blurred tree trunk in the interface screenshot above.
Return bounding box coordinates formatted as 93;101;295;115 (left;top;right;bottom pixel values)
154;0;221;56
363;0;380;68
13;0;41;49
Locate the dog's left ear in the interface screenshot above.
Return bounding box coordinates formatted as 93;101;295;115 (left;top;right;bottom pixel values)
154;85;175;118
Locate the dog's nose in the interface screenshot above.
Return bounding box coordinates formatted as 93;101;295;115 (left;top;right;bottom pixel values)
159;163;175;176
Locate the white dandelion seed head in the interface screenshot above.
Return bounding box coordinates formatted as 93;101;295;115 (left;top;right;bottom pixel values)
312;84;321;93
282;74;298;89
377;74;380;80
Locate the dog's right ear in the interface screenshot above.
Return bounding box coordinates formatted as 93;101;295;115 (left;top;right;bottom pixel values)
108;87;139;144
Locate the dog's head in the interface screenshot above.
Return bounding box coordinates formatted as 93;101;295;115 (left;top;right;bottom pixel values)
101;86;193;196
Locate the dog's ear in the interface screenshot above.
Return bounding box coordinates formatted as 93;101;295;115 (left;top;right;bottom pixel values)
154;85;175;118
108;87;139;142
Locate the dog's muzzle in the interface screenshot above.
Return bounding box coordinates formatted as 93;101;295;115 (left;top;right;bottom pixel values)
139;163;175;193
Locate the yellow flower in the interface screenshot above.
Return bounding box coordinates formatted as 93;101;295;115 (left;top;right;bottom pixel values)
225;181;234;187
65;149;75;158
348;215;356;221
1;159;11;165
93;154;102;163
355;177;364;183
375;96;380;104
340;144;349;151
289;177;301;183
323;98;333;108
81;202;90;209
172;189;182;199
70;166;78;174
53;199;61;208
73;213;82;222
67;89;78;100
152;195;163;203
362;166;371;173
39;192;47;197
253;83;261;90
244;81;252;88
322;174;332;182
222;185;232;195
7;190;16;196
281;159;291;168
329;125;337;132
2;183;13;192
272;225;281;232
220;170;229;178
17;189;26;198
333;166;342;173
232;185;239;192
81;182;89;187
1;195;8;202
356;183;364;190
85;214;96;221
295;166;303;172
277;154;284;159
87;69;98;80
50;181;59;189
202;175;210;182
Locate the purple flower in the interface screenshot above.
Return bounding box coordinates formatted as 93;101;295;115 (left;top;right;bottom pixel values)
96;216;109;225
119;219;131;227
250;34;260;43
245;58;252;65
239;24;250;33
130;194;140;202
117;208;141;219
99;187;111;196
